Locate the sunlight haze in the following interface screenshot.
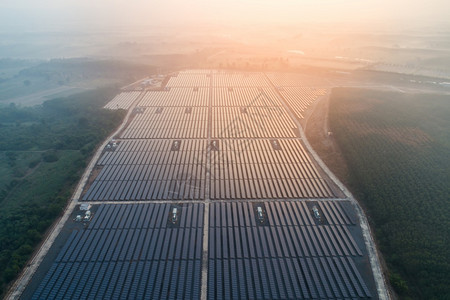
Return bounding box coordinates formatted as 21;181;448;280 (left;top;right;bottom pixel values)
0;1;449;300
1;0;448;32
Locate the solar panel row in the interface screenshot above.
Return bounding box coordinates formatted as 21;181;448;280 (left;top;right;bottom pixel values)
208;202;370;299
93;165;206;182
209;202;362;258
85;138;335;201
166;72;271;87
279;87;327;119
83;140;207;201
98;140;206;165
33;203;204;300
209;201;354;228
34;260;202;300
33;201;369;299
209;222;361;259
211;106;297;138
84;179;205;201
88;203;204;229
210;140;334;199
121;107;208;139
140;88;209;107
104;139;201;153
212;87;282;107
208;257;372;300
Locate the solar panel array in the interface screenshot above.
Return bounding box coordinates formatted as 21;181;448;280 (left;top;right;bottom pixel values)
83;70;335;201
120;107;208;139
26;70;378;300
140;88;209;107
278;87;327;119
208;201;372;299
83;140;207;201
210;139;334;199
32;203;204;300
212;88;281;107
167;74;210;87
211;106;297;138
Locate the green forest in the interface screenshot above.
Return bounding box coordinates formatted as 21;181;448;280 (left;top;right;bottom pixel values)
329;88;450;299
0;88;125;296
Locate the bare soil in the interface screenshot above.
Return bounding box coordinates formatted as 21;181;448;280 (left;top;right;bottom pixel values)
304;91;351;188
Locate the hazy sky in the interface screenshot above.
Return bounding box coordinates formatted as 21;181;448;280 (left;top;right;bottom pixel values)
0;0;448;32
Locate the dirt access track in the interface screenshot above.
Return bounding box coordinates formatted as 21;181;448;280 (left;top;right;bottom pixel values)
304;90;351;187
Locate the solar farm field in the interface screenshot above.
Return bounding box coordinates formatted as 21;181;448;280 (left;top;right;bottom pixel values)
21;70;382;299
81;70;339;202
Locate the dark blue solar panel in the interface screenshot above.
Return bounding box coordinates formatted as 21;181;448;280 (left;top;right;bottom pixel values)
72;263;91;299
148;260;161;298
340;256;365;298
230;259;239;298
32;203;204;300
306;225;323;256
215;260;223;299
178;260;189;299
185;260;195;299
334;256;357;298
223;260;231;299
160;260;172;299
327;256;348;298
206;201;374;300
346;256;372;297
81;262;102;299
306;257;326;299
246;227;257;258
96;262;115;299
236;259;247;298
264;258;278;299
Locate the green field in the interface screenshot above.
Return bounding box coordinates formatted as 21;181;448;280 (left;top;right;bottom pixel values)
329;88;450;299
0;88;125;296
0;58;155;106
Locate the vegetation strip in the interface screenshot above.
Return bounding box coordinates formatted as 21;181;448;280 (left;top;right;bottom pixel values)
329;88;450;299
